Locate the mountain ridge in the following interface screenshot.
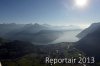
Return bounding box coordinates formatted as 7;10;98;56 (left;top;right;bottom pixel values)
77;22;100;39
76;22;100;61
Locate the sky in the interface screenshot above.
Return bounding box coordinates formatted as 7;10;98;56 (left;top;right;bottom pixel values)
0;0;100;28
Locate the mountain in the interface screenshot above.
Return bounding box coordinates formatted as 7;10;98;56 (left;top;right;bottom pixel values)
4;23;49;37
0;23;25;37
5;30;63;44
76;23;100;61
77;22;100;39
22;23;49;33
2;23;55;44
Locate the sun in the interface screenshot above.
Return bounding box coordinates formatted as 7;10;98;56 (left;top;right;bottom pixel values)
75;0;88;7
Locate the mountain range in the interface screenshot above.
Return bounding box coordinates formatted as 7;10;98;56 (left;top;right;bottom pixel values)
0;23;81;44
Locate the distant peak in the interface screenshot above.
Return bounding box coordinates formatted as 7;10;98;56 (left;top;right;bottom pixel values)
34;23;40;25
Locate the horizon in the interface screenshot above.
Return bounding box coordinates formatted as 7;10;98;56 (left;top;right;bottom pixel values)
0;22;91;29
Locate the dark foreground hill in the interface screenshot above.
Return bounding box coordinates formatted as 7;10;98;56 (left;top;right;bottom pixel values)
0;40;35;60
0;38;92;66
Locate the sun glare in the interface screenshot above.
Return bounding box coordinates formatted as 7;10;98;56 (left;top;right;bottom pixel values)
75;0;88;8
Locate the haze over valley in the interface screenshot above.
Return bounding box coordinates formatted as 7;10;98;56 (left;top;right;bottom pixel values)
0;23;82;44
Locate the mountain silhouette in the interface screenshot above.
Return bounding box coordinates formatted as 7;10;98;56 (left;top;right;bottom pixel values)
76;22;100;61
77;22;100;39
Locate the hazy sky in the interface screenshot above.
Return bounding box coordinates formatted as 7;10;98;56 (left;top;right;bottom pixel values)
0;0;100;27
